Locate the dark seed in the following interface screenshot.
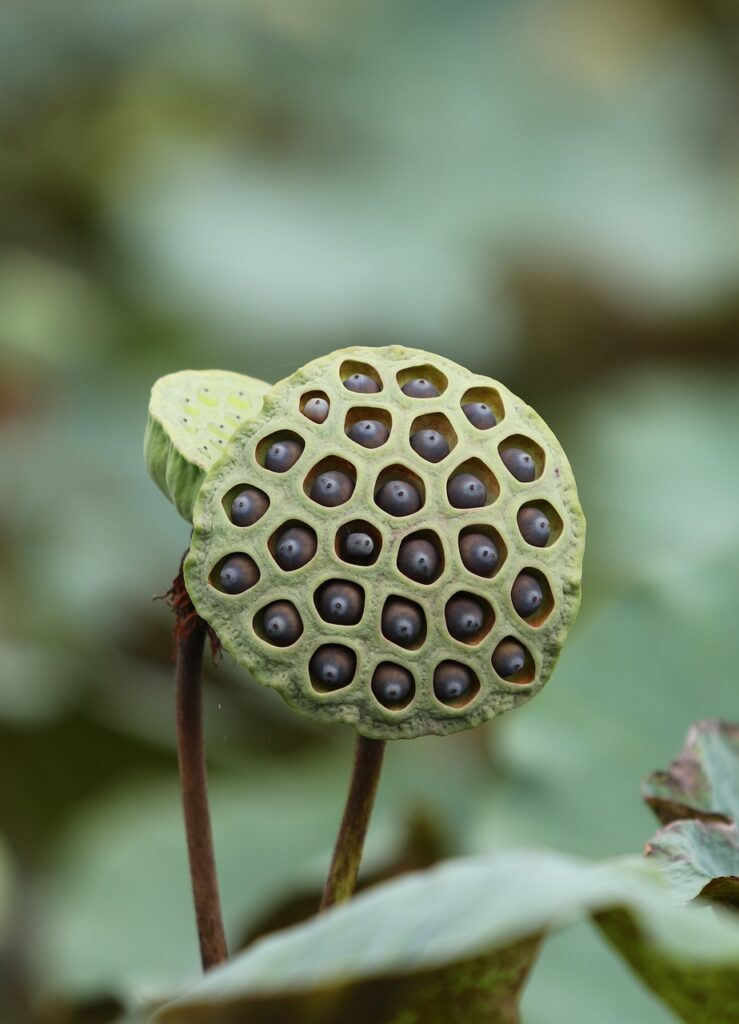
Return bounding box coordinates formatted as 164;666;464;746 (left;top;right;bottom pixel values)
447;472;486;508
218;555;259;594
492;639;528;678
376;479;422;517
310;470;355;507
462;402;496;429
230;487;269;527
381;599;425;647
372;664;414;707
500;447;535;482
310;645;356;690
303;397;329;423
317;581;364;625
410;429;450;463
344;373;380;394
274;525;317;571
402;378;440;398
261;601;303;646
397;538;439;583
445;595;485;640
459;533;499;577
517;507;551;547
341;531;376;563
511;573;544;619
433;661;473;703
264;438;304;472
348;419;389;449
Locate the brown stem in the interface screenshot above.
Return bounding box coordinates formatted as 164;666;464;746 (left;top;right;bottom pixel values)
175;612;228;969
320;735;386;912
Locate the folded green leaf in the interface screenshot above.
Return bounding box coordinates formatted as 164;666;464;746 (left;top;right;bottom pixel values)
642;719;739;826
145;370;270;521
152;851;739;1024
644;819;739;905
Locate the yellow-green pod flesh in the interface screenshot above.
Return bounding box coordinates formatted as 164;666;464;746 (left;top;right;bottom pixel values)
185;347;586;740
145;369;270;521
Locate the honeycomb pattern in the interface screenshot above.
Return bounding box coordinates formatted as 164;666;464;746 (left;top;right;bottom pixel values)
185;346;585;740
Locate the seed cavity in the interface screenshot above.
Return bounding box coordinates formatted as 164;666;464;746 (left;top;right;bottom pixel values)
433;661;480;707
371;663;415;709
315;580;365;625
310;645;357;692
256;601;304;647
381;597;426;649
212;554;260;595
396;531;444;584
269;522;318;572
226;485;270;527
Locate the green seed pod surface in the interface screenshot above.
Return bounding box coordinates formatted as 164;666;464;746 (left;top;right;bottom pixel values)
185;346;585;740
145;369;270;521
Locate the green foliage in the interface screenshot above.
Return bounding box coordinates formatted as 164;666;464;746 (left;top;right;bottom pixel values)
152;852;739;1024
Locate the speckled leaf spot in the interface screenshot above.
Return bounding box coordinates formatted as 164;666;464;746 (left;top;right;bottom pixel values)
145;369;270;521
184;346;586;740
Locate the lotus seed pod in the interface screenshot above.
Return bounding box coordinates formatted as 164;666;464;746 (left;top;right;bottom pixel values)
348;419;390;449
500;448;535;483
230;487;270;527
145;370;270;521
410;429;450;463
184;345;585;740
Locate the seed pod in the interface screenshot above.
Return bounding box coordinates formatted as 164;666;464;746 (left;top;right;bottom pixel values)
344;373;380;394
262;601;303;647
264;438;304;473
348;419;390;449
230;487;269;527
518;506;551;547
410;429;449;463
218;555;259;594
274;525;317;571
180;344;585;740
382;598;425;647
397;538;439;583
447;472;486;509
376;479;422;517
310;645;356;690
511;572;544;619
462;402;496;429
303;396;330;423
459;532;499;577
372;664;414;707
310;470;355;507
316;581;364;625
500;448;535;482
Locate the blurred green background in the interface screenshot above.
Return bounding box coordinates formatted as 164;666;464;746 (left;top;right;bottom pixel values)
0;1;737;1021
